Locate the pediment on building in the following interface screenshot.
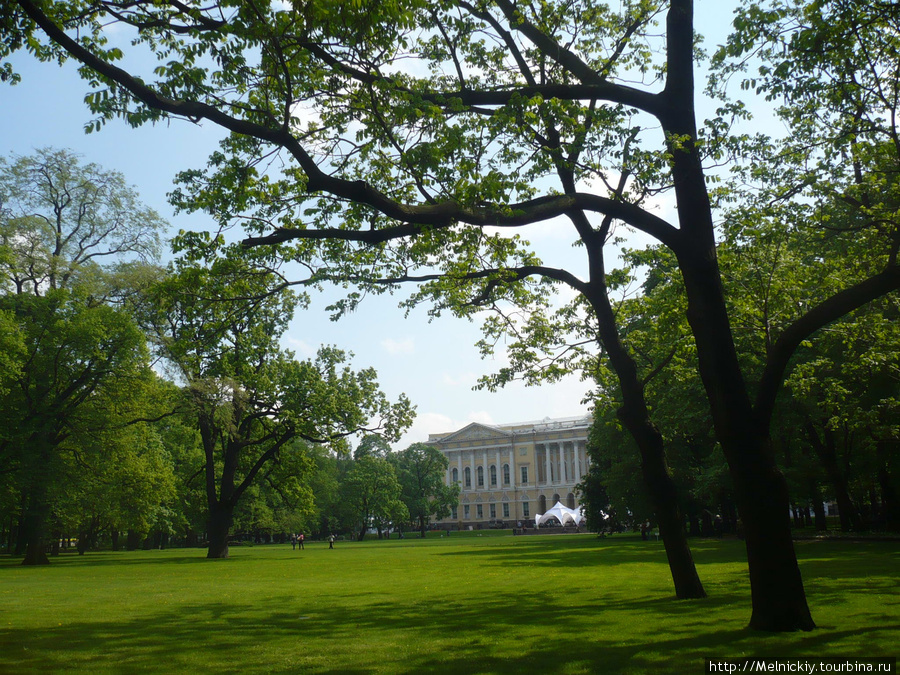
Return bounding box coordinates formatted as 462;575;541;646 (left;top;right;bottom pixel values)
436;422;512;444
461;495;470;504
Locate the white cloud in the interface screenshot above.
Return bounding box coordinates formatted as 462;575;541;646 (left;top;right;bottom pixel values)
381;337;415;355
283;336;316;358
466;410;495;425
441;371;479;387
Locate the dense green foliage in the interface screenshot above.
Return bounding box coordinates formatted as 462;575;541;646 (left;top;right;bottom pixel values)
389;442;460;537
0;150;413;560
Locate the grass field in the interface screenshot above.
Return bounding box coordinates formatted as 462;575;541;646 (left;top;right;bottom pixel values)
1;533;897;674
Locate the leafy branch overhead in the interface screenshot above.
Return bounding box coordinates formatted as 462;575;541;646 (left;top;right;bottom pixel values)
6;0;900;630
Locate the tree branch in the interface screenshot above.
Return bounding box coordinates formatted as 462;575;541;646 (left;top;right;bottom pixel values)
755;265;900;430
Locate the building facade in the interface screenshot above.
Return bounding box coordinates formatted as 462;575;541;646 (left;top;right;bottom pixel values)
428;415;591;529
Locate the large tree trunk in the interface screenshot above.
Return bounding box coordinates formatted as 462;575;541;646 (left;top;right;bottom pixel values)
20;499;49;566
678;256;815;630
729;438;815;631
206;503;233;558
662;0;814;631
20;477;50;566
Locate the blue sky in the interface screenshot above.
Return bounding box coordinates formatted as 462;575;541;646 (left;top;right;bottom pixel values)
0;3;739;449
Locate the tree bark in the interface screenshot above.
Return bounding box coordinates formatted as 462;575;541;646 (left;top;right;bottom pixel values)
20;499;49;566
206;503;234;558
584;279;706;600
727;438;814;631
655;0;814;631
20;474;50;566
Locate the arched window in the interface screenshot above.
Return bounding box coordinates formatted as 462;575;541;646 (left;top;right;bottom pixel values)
489;465;497;486
567;492;576;509
477;466;484;487
464;467;471;488
451;468;459;484
503;464;510;485
538;494;547;515
552;493;561;505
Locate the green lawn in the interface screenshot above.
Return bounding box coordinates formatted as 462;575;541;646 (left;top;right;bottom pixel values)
1;534;897;674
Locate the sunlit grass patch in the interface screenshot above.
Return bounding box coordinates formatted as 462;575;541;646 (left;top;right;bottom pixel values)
1;535;897;673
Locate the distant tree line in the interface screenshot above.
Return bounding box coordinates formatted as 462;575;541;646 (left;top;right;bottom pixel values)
0;149;424;562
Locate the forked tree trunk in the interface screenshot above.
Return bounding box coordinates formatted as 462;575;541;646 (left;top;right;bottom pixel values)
663;0;814;631
679;260;815;630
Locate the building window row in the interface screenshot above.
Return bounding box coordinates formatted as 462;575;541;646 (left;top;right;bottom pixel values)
451;501;526;521
453;462;515;489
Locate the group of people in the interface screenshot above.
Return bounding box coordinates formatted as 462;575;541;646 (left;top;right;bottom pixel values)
290;533;336;549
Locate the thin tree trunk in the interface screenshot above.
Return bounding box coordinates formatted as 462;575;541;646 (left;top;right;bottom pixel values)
878;466;900;532
806;422;860;532
585;280;706;600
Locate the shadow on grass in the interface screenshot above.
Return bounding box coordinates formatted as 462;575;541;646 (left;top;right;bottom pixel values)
3;585;897;675
2;539;897;674
0;551;215;570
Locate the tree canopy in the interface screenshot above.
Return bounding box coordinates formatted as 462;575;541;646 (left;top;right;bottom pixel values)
4;0;900;630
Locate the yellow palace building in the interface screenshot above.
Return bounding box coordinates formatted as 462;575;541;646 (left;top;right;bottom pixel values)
428;415;592;529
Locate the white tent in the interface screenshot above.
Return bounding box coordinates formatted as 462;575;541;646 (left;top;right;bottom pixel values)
535;501;585;527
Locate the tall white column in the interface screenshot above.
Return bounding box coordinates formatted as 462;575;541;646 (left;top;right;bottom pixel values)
574;442;582;483
552;443;559;484
543;444;550;486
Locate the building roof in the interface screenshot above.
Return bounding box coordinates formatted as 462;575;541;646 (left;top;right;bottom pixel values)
428;415;591;443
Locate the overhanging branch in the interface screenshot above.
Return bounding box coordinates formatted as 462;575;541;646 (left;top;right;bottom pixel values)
755;265;900;429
